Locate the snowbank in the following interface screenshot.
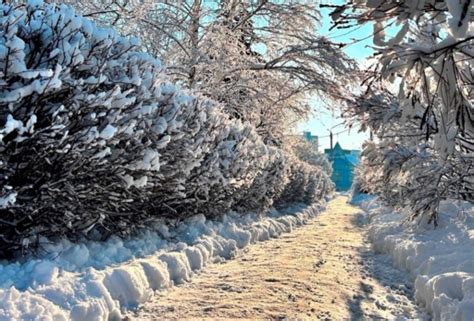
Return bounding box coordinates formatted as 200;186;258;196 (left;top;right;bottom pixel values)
356;195;474;320
0;202;325;320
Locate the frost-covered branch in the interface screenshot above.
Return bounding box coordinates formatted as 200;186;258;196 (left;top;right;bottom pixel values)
66;0;356;144
330;0;474;225
0;1;334;257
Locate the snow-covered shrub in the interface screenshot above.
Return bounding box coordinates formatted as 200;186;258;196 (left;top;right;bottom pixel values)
233;147;328;213
0;1;186;255
0;1;333;257
231;147;285;213
277;155;332;205
283;135;332;175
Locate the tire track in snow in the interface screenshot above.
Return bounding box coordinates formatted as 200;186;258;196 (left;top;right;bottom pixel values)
127;196;426;320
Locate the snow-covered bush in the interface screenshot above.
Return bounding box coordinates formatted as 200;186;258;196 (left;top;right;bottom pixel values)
0;1;333;257
283;135;332;175
232;147;287;213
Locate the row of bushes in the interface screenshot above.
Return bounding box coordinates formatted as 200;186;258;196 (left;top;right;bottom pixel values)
0;2;333;257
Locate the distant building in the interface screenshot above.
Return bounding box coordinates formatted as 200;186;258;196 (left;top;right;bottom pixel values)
324;142;360;191
302;131;319;150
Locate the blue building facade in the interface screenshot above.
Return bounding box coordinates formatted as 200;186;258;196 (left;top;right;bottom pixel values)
302;131;319;149
324;143;360;191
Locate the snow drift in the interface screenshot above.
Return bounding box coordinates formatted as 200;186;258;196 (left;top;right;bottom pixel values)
355;195;474;320
0;1;333;256
0;202;325;320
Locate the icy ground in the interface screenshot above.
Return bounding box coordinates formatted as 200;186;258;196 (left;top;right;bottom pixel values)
0;201;327;320
129;196;424;320
356;194;474;320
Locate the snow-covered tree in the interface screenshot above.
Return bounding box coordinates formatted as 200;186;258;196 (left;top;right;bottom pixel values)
342;79;471;225
328;0;474;225
66;0;355;144
0;1;333;257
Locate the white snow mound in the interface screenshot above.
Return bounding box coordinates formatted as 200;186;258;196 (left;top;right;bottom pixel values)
355;195;474;321
0;202;325;320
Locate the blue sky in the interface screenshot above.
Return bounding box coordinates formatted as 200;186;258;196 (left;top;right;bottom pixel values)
297;2;374;152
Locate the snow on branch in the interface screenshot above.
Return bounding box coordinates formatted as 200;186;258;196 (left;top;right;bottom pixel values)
329;0;474;225
67;0;356;145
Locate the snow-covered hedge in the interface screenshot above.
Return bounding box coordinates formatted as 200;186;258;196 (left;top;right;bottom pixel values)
283;135;332;176
0;1;333;256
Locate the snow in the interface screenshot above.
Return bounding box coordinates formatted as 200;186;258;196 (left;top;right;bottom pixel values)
99;124;117;140
446;0;473;39
142;149;160;171
0;201;325;321
0;288;69;321
1;115;24;136
32;261;59;286
0;190;17;208
355;194;474;320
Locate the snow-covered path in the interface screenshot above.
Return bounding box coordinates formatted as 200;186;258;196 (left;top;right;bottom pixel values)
127;196;424;320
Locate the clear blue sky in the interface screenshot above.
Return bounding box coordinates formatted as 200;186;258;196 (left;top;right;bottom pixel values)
297;1;374;152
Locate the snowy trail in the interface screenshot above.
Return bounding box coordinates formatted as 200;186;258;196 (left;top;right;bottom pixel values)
127;196;424;320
